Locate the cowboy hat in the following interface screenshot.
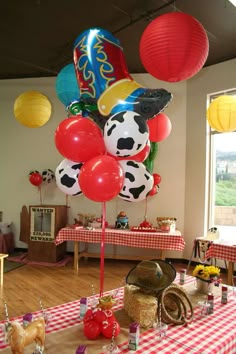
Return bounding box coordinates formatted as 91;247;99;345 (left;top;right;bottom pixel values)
126;259;176;292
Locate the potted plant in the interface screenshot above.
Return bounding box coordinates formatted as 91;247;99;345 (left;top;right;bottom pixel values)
192;264;221;294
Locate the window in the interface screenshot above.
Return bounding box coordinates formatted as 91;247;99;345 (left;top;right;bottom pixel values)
207;89;236;238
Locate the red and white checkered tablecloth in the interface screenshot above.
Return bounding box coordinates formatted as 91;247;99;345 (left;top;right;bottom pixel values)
205;242;236;262
117;289;236;354
55;228;185;251
1;275;235;353
0;287;124;351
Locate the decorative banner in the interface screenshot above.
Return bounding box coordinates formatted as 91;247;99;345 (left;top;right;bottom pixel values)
140;12;209;82
14;91;52;128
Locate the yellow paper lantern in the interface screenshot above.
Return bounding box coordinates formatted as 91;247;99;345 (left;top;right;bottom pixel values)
14;91;52;128
207;95;236;132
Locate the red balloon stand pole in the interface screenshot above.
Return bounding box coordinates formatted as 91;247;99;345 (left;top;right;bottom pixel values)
100;202;106;297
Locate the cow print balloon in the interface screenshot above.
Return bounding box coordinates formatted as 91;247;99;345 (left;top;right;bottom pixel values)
118;160;154;202
42;169;55;184
29;170;40;176
103;111;149;158
55;159;83;196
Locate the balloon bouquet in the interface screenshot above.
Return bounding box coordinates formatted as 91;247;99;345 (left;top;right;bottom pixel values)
54;28;173;201
54;27;173;343
28;169;55;204
53;13;209;345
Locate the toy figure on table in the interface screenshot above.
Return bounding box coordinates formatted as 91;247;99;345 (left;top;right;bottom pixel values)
6;317;46;354
115;211;129;229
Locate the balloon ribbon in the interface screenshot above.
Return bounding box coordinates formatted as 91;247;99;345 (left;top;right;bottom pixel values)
100;202;106;297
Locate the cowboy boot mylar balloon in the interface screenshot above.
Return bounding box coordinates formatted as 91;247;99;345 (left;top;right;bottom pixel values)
73;28;172;128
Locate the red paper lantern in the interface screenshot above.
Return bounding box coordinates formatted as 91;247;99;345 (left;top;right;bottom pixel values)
139;12;209;82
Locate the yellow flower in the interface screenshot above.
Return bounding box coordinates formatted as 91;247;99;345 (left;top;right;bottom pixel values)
192;264;220;280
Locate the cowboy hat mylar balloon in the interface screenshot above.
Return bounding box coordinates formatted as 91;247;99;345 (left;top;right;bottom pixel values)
73;27;172;127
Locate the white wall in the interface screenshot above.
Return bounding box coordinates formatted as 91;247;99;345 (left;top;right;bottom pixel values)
0;58;235;259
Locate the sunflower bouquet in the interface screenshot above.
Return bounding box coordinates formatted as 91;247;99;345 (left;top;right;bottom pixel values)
192;264;222;286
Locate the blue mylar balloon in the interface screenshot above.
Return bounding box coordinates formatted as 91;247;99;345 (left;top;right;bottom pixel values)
55;63;80;107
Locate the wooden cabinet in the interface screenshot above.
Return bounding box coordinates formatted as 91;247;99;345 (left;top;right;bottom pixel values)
28;205;67;263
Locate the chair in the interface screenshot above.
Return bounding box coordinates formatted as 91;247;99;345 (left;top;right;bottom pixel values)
186;237;227;273
186;238;214;274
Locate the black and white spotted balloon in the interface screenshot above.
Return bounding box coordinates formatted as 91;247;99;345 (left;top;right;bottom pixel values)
55;159;83;196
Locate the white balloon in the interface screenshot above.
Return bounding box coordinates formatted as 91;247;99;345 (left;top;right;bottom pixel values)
55;159;83;196
103;111;149;157
118;160;154;202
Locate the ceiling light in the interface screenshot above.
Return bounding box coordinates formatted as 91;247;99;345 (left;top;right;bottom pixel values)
228;0;236;7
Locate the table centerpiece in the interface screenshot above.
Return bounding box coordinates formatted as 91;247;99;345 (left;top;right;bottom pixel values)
192;264;222;294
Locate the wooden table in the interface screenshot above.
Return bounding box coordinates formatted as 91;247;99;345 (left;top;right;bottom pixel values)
0;274;235;353
205;239;236;285
55;228;185;271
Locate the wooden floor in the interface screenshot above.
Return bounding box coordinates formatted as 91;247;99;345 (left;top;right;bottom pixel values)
0;257;227;321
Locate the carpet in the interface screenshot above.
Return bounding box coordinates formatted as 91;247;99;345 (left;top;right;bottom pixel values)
7;253;73;267
4;258;25;273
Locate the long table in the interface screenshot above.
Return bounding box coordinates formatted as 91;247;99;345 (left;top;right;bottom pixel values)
55;227;185;271
0;274;235;353
205;239;236;285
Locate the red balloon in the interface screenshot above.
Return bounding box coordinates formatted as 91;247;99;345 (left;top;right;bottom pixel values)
102;320;120;339
79;156;124;202
83;309;94;323
132;141;151;162
93;310;107;323
140;12;209;82
153;173;161;185
148;185;158;196
107;140;150;162
147;113;172;142
55;115;106;162
29;172;43;187
83;320;102;339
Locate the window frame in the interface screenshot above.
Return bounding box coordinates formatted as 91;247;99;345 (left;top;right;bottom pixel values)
206;88;236;231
